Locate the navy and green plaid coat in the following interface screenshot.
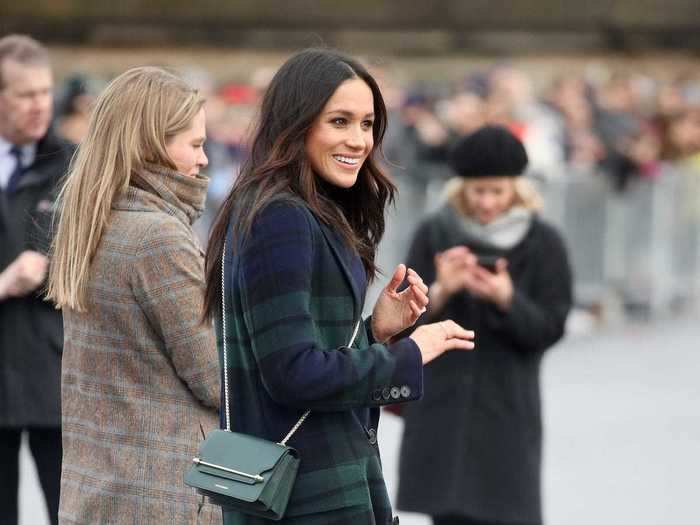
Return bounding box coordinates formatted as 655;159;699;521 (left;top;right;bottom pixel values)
219;196;422;525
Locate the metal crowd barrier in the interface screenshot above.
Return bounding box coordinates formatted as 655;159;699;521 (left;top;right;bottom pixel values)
536;165;700;316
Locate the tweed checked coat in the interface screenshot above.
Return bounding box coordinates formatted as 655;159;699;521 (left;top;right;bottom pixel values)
59;166;222;525
219;197;423;525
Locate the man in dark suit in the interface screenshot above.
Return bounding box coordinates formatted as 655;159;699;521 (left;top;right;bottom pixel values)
0;34;74;525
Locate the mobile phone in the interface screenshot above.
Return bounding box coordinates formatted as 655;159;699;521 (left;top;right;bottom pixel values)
476;255;500;272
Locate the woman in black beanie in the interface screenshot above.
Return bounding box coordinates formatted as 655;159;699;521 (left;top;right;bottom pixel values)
397;125;573;525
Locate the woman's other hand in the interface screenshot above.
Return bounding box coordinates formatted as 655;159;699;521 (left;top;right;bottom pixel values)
409;320;475;365
371;264;429;343
464;258;514;310
428;246;475;312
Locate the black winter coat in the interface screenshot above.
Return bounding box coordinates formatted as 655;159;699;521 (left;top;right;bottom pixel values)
0;132;73;427
397;206;572;524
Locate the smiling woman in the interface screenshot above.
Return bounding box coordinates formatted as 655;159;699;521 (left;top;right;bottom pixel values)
305;77;375;189
202;48;475;524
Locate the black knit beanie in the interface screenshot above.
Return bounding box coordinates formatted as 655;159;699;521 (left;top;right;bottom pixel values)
449;125;528;177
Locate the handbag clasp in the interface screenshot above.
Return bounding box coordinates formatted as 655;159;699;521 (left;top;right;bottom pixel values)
193;457;264;483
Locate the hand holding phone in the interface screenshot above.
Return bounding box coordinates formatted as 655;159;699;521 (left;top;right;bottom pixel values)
465;255;513;310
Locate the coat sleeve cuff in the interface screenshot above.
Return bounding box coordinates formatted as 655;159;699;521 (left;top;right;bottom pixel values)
369;337;423;406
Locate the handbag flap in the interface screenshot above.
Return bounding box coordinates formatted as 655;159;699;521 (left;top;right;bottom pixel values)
196;430;293;485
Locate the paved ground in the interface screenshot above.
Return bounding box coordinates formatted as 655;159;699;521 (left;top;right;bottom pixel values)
19;314;700;524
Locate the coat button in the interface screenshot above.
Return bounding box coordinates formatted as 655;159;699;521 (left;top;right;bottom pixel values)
381;387;391;400
390;386;401;399
400;385;411;398
372;388;382;401
367;428;377;445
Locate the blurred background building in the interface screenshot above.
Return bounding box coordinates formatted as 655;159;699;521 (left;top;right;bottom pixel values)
3;2;699;524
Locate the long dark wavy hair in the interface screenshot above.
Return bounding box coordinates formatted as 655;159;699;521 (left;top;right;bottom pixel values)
203;48;395;320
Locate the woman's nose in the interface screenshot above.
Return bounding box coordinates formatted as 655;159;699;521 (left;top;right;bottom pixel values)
479;196;495;209
345;127;365;149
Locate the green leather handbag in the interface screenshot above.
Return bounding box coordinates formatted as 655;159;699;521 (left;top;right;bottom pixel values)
184;428;301;520
184;244;360;520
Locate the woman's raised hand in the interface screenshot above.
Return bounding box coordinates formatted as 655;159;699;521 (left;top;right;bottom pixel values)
427;246;476;313
409;320;475;365
434;246;475;295
371;264;429;343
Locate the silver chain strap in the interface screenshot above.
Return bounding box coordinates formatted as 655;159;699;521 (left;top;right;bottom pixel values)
221;242;232;431
221;242;361;444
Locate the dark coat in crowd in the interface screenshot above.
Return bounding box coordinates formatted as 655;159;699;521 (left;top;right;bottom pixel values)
397;206;572;525
221;197;423;525
0;131;73;428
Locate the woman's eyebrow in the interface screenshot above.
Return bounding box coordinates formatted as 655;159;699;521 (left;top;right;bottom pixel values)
325;109;375;118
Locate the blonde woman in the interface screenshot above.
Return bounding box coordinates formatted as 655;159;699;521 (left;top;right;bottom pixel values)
48;67;221;524
396;126;573;525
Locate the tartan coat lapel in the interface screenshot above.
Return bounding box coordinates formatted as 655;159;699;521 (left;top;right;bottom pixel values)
317;221;362;323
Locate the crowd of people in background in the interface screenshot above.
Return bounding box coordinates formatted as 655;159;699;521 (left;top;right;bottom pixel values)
385;66;700;189
52;62;700;234
46;61;700;324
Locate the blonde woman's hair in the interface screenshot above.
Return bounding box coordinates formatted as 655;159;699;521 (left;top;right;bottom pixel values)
446;176;544;216
47;66;205;311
